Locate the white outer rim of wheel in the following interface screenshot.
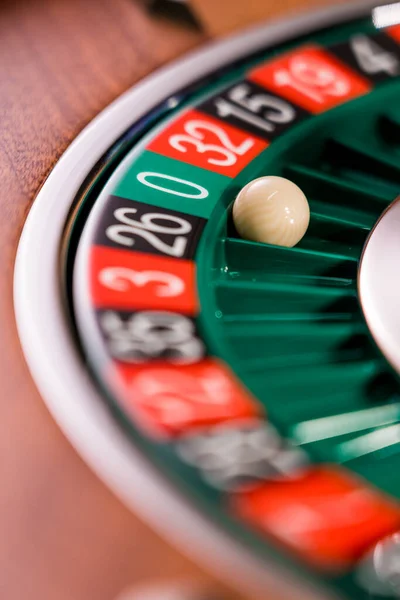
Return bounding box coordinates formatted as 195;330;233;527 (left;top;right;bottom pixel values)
14;3;380;599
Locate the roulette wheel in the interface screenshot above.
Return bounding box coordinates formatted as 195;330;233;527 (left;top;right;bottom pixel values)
10;0;400;598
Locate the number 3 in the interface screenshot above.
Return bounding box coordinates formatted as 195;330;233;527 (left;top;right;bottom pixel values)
99;267;185;297
169;119;255;167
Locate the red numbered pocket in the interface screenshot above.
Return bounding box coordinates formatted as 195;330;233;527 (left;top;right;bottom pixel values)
249;45;371;114
89;246;198;314
387;25;400;44
147;108;268;177
232;467;400;571
111;358;262;437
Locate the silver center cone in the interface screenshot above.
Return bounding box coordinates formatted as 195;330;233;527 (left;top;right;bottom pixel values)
359;197;400;375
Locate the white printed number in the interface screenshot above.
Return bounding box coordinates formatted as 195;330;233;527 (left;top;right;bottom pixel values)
274;56;350;103
106;208;191;257
214;83;295;134
137;172;208;199
350;34;399;76
169;119;254;167
101;311;204;363
177;421;308;491
133;367;238;427
99;267;185;298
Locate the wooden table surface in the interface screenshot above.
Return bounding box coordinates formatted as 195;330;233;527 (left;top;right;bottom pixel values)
0;1;343;598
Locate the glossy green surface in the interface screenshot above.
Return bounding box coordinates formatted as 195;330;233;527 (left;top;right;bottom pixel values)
114;150;231;218
198;81;400;500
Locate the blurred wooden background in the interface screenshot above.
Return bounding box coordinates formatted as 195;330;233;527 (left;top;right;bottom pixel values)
191;0;348;35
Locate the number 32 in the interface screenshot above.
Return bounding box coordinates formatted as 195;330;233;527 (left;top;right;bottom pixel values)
169;119;255;167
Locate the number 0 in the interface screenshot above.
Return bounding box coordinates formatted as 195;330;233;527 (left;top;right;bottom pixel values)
137;172;209;199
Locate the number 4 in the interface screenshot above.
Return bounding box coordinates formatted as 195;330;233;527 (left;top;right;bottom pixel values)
350;34;399;76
